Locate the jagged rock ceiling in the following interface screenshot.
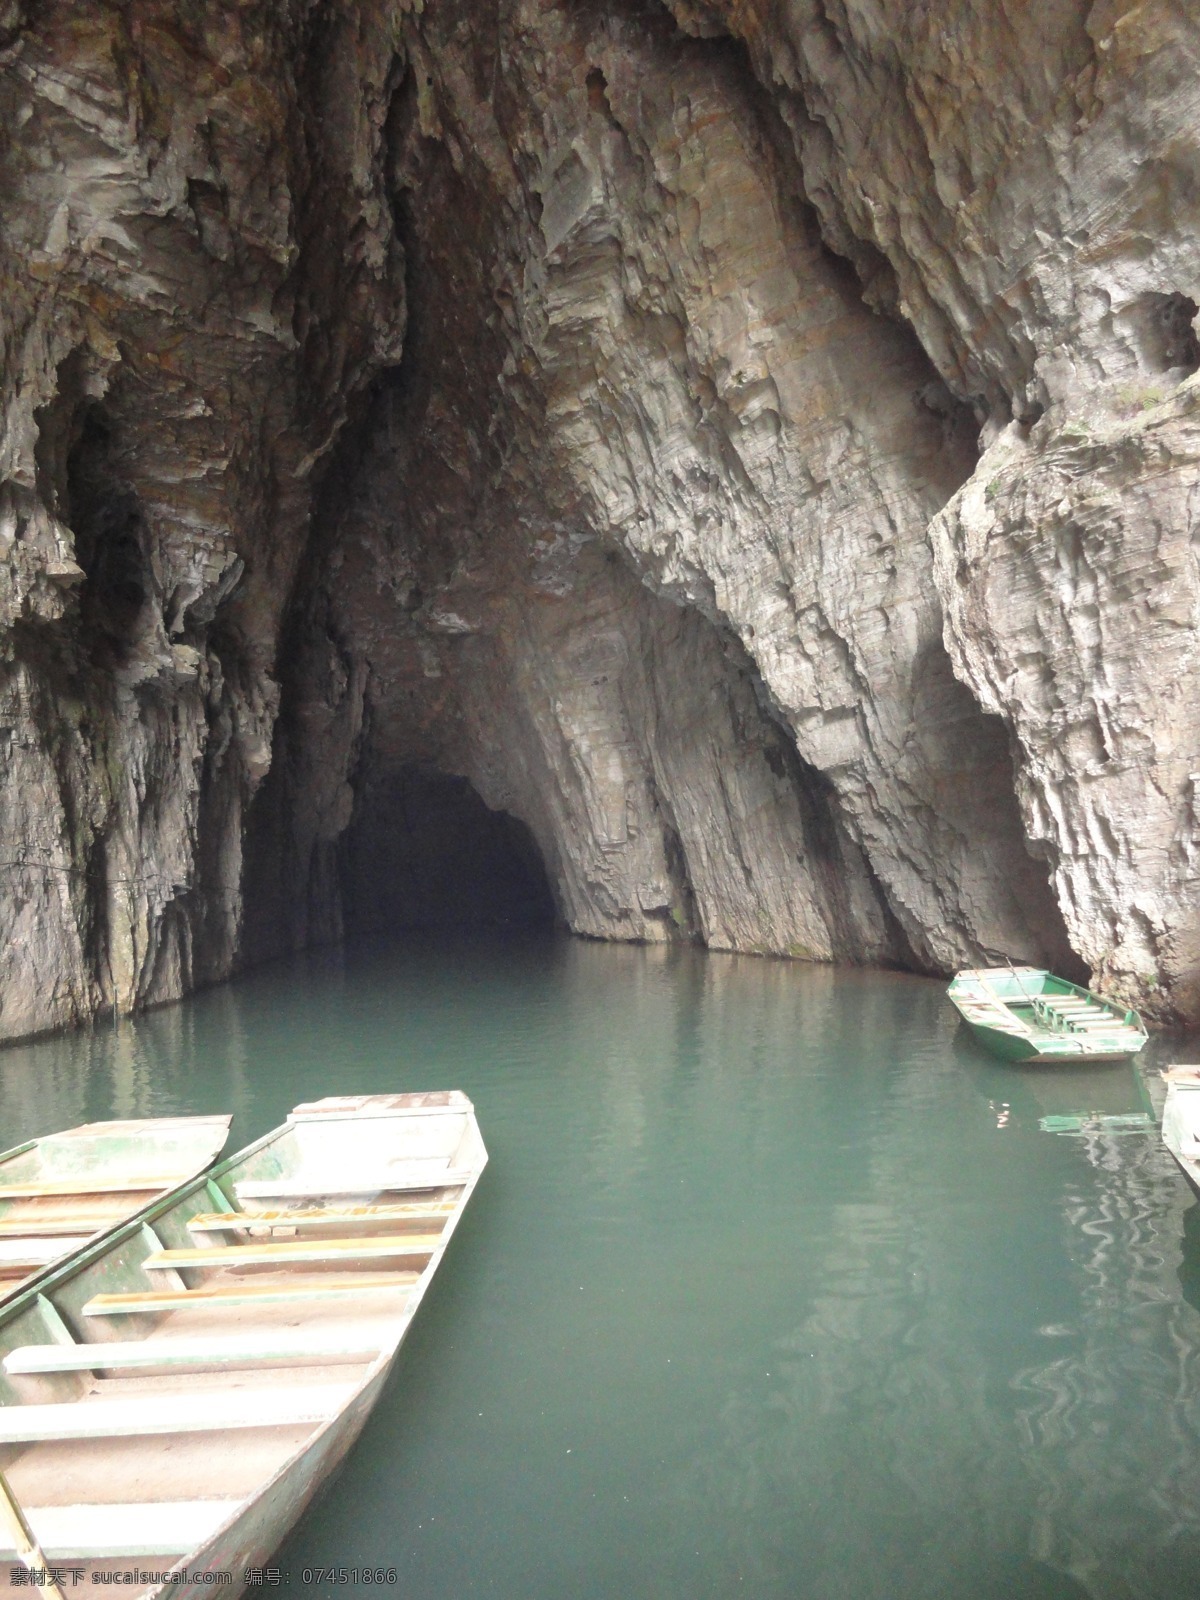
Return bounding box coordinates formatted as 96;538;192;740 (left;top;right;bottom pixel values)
1;0;1198;1040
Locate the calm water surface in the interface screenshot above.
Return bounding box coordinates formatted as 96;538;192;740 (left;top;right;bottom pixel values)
3;934;1200;1600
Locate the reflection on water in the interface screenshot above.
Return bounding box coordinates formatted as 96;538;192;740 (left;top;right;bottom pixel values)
3;936;1200;1598
1013;1120;1200;1600
1179;1201;1200;1318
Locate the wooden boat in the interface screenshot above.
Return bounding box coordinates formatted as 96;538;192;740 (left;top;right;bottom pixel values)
1161;1065;1200;1193
948;966;1148;1063
0;1116;232;1303
0;1091;487;1597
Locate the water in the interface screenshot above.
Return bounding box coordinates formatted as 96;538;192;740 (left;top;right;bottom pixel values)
3;933;1200;1600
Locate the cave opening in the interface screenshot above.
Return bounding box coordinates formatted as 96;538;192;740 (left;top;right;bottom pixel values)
338;765;558;938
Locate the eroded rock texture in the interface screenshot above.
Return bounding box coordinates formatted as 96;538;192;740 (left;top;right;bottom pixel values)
3;0;1199;1037
0;2;406;1035
671;0;1200;1017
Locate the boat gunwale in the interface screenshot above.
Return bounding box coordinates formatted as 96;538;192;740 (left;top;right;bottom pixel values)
0;1143;40;1178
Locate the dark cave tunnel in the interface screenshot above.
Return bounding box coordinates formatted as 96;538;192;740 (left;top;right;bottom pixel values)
338;765;558;937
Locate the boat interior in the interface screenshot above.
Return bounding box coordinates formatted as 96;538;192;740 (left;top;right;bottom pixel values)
0;1095;485;1592
0;1119;231;1304
952;968;1145;1040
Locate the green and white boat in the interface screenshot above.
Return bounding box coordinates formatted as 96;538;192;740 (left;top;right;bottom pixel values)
0;1091;486;1598
947;966;1148;1064
0;1116;231;1304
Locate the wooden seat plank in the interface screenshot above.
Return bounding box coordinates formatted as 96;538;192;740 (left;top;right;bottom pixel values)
0;1179;173;1200
187;1202;455;1234
6;1332;384;1375
144;1233;441;1271
0;1220;117;1239
0;1238;88;1267
83;1273;419;1316
234;1168;471;1202
0;1383;357;1443
0;1500;241;1560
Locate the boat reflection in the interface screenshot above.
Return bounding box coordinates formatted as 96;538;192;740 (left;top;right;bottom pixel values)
1178;1198;1200;1317
1011;1098;1200;1598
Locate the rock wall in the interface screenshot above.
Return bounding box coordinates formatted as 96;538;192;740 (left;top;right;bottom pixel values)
0;1;407;1036
667;0;1200;1018
3;0;1199;1038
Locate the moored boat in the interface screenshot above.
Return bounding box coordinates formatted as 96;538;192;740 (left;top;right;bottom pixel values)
0;1091;487;1597
0;1116;231;1303
948;966;1148;1064
1161;1065;1200;1193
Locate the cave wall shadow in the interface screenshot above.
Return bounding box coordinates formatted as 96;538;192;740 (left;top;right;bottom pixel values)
339;765;558;938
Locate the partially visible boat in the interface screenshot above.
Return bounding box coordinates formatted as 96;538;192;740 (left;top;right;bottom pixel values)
1161;1065;1200;1192
0;1090;487;1597
948;966;1148;1064
0;1116;232;1303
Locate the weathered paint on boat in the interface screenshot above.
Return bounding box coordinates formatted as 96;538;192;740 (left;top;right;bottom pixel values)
0;1116;232;1303
164;1362;389;1598
1161;1066;1200;1194
947;967;1148;1065
0;1091;486;1598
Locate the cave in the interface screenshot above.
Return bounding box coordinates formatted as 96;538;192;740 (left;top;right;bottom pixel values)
0;0;1195;1038
4;11;1200;1598
339;767;558;937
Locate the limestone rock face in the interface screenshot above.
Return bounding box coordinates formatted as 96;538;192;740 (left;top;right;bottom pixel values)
665;0;1200;1017
0;2;406;1035
3;0;1199;1036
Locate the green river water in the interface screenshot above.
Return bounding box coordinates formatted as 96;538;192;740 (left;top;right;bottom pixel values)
3;933;1200;1600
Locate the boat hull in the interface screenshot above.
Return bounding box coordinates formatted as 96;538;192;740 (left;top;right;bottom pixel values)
962;1018;1144;1065
1162;1070;1200;1196
152;1363;389;1599
0;1092;486;1599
